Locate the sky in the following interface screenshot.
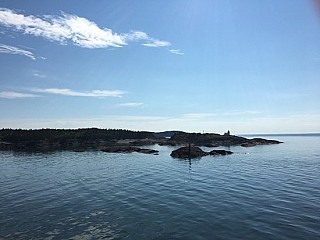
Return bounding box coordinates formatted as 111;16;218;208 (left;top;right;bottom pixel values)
0;0;319;134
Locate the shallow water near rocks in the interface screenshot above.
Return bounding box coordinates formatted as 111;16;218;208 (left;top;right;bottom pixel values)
0;135;319;239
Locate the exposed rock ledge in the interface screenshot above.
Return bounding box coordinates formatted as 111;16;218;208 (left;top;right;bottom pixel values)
241;138;282;147
170;146;233;159
101;146;159;155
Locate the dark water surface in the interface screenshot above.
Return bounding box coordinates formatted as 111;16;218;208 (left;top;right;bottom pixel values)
1;136;319;239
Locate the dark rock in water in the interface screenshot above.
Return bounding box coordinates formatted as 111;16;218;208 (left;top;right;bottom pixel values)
204;143;219;148
73;149;86;152
101;146;133;153
170;146;233;159
170;146;208;159
209;150;233;155
241;142;257;147
101;146;159;154
135;148;159;154
241;138;283;147
250;138;283;145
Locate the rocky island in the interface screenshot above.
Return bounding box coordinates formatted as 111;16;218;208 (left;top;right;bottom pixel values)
0;128;282;157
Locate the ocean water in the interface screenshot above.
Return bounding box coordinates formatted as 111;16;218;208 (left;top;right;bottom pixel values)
0;135;319;240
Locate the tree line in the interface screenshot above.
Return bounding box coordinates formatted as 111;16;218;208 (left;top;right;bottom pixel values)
0;128;156;143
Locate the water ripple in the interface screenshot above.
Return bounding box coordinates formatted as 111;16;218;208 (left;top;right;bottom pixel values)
1;137;320;239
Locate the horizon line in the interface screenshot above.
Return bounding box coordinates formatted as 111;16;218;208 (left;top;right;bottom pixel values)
1;127;319;136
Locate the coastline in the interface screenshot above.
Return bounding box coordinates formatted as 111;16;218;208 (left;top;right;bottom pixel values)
0;128;282;153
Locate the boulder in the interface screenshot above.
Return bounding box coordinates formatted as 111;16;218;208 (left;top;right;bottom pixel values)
209;150;233;155
170;146;208;159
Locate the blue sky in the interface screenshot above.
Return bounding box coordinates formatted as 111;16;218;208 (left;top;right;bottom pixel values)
0;0;319;134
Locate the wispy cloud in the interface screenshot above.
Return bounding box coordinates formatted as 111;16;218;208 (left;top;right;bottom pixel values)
117;102;144;107
123;30;171;47
169;49;184;55
183;111;259;119
0;91;39;99
223;110;260;116
183;113;216;119
32;70;47;78
0;43;36;60
0;8;172;49
142;40;171;47
121;31;148;41
31;88;125;97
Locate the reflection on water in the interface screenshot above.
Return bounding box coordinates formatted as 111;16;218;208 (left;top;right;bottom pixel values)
0;137;320;240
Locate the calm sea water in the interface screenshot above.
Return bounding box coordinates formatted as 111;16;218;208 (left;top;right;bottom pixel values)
0;135;319;240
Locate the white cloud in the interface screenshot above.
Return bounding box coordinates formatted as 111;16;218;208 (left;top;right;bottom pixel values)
0;43;36;60
123;31;171;47
0;8;172;49
142;40;171;47
0;8;124;48
31;88;125;97
122;31;149;41
121;31;171;47
117;102;144;107
58;13;125;48
0;91;39;99
169;49;184;55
